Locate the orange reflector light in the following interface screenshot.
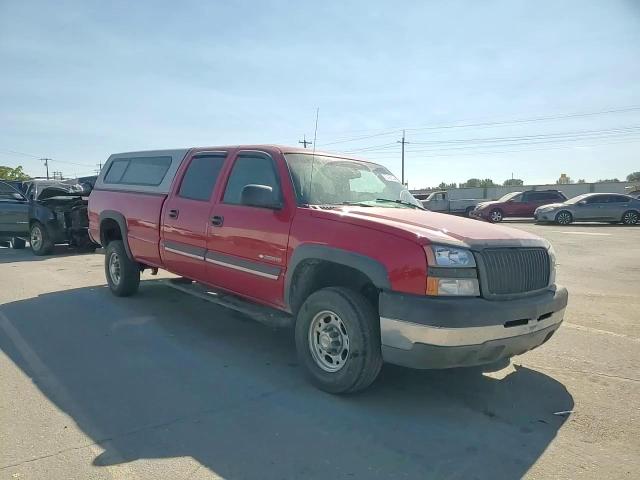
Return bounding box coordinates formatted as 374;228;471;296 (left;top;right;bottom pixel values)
426;277;439;295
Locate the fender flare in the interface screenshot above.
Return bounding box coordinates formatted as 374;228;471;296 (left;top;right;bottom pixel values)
98;210;133;260
284;244;391;310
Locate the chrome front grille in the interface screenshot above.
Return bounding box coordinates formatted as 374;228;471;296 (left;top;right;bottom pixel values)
479;248;550;295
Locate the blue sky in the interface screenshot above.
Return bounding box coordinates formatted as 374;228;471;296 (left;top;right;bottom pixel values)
1;0;639;188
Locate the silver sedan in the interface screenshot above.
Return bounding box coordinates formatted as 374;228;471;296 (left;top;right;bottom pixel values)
534;193;640;225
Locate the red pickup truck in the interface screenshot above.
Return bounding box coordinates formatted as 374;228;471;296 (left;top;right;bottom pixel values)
89;145;567;393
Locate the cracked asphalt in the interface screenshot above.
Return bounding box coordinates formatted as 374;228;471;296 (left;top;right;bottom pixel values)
0;222;638;479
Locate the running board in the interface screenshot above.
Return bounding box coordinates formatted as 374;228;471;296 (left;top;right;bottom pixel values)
160;278;293;329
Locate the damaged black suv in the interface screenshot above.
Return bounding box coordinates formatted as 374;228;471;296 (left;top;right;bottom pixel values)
0;179;98;255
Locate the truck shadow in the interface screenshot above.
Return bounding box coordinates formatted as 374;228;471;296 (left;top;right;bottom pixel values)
0;283;573;479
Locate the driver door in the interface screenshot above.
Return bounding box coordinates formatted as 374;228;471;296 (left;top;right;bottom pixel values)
205;150;295;309
0;181;29;236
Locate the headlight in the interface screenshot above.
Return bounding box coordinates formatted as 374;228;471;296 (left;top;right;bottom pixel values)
425;245;479;296
537;206;554;213
431;245;476;267
548;244;557;286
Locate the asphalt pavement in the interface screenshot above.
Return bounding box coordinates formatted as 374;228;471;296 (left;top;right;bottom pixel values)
0;222;638;479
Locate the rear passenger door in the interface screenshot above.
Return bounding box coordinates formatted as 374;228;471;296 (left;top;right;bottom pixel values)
601;195;632;221
161;152;227;282
204;150;295;308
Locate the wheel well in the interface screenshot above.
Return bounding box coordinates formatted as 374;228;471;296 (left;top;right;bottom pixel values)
288;260;379;315
100;218;122;246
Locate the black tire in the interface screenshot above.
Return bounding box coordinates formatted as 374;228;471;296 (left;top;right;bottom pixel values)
295;287;383;394
555;211;573;225
104;240;140;297
29;222;54;255
621;210;639;225
11;237;26;249
465;206;474;217
488;209;503;223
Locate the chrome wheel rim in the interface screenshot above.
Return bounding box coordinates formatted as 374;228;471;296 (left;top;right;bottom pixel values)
557;212;571;225
623;211;638;224
308;310;350;372
30;226;42;250
490;210;502;222
108;252;121;285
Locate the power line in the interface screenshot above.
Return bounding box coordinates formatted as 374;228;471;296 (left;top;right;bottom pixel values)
316;104;640;146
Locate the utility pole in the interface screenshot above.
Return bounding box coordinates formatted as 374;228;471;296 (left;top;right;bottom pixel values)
40;158;51;179
397;130;409;185
95;162;103;175
298;135;312;148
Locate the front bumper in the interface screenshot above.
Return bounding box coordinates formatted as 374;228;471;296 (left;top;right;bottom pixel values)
469;209;487;220
379;287;568;369
534;210;556;222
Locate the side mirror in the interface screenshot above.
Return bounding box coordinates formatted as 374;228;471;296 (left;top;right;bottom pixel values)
240;184;282;209
578;200;587;205
12;192;26;201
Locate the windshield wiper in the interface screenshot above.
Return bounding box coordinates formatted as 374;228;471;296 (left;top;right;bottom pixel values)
341;201;374;207
375;198;424;210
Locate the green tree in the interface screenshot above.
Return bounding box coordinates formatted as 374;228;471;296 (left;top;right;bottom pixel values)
597;178;620;183
479;178;496;187
0;165;30;181
503;178;524;186
461;178;481;188
627;171;640;182
438;181;457;189
577;179;586;184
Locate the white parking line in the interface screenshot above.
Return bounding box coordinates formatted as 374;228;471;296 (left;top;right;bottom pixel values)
550;231;612;236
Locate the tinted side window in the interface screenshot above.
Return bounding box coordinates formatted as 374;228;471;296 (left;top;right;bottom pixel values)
0;181;20;199
104;159;129;183
608;195;630;203
223;154;280;205
179;154;226;201
104;156;172;186
586;195;606;204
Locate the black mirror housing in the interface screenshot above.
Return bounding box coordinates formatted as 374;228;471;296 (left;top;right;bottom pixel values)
241;184;281;209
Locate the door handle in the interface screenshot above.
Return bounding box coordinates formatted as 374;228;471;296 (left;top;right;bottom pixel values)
210;215;224;227
168;209;179;219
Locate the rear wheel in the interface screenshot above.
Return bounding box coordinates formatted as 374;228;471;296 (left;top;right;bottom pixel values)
30;222;54;255
11;237;26;249
489;209;503;223
622;210;639;225
465;206;474;217
555;211;573;225
295;287;383;394
104;240;140;296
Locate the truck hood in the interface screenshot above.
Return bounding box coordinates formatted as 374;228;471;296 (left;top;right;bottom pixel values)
312;207;549;249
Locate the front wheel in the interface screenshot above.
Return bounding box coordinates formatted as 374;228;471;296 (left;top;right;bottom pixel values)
555;211;573;225
622;210;639;225
104;240;140;296
489;209;503;223
30;222;54;255
295;287;383;394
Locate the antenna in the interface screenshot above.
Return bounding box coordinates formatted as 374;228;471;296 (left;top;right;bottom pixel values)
307;108;320;205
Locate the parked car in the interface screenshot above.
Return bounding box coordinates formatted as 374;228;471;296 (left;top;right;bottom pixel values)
89;145;567;393
0;179;96;255
0;180;29;248
626;185;640;199
471;190;567;222
420;191;480;216
535;193;640;225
